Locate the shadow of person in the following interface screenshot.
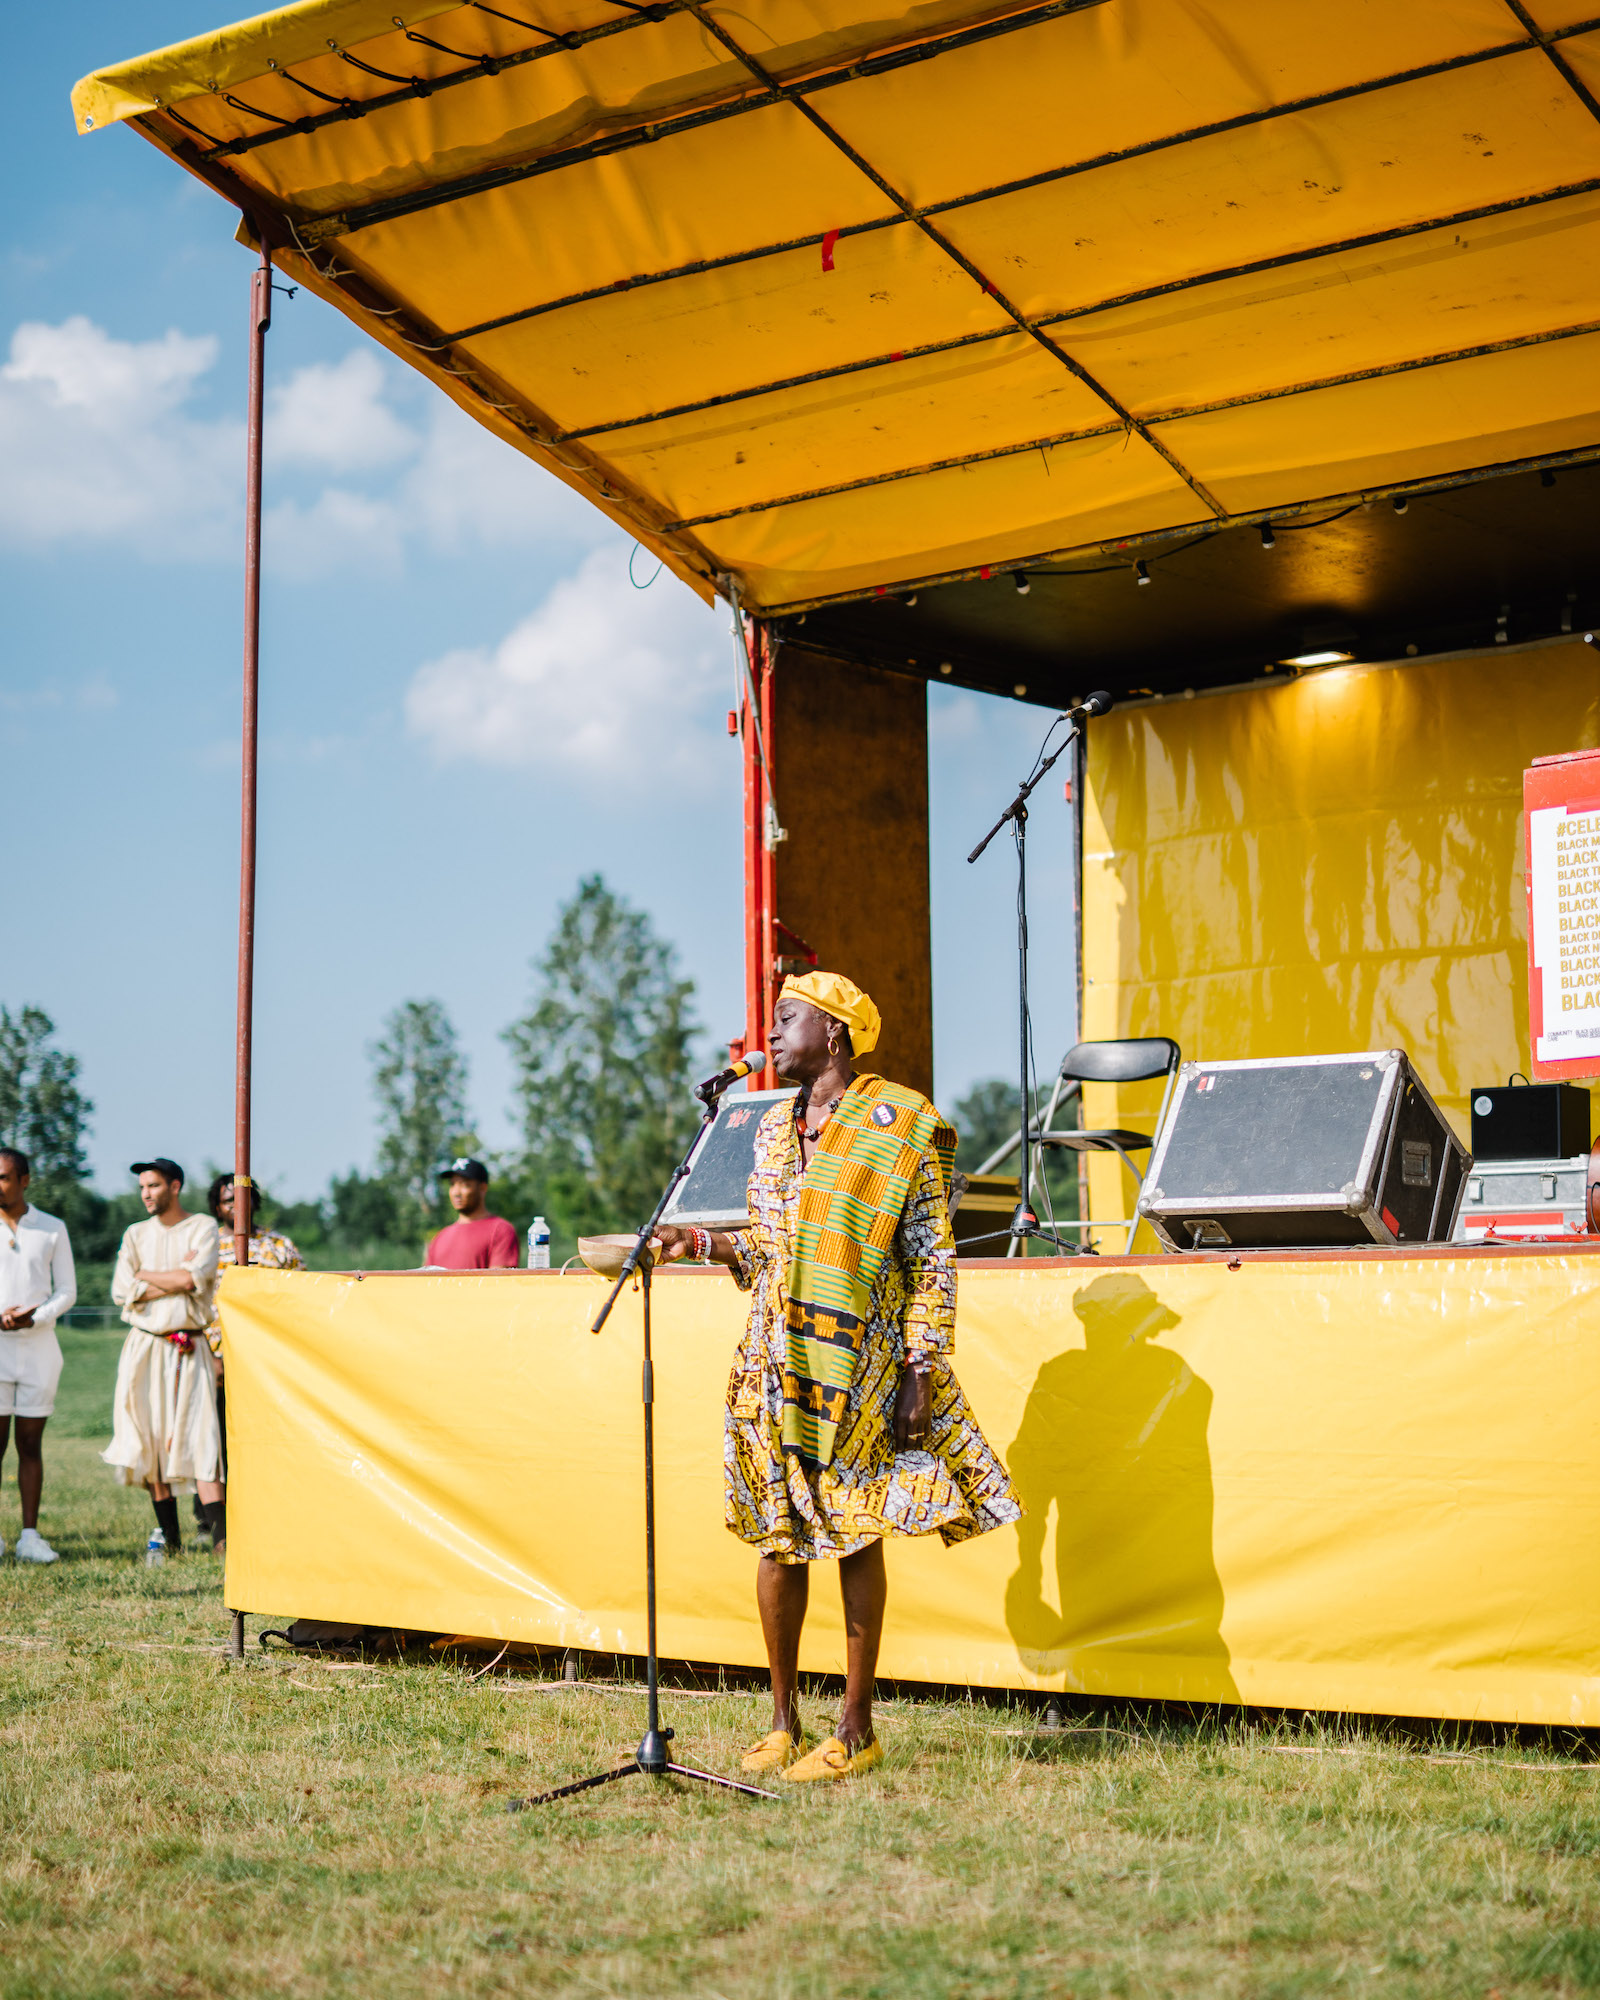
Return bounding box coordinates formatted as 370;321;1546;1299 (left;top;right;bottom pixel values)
1005;1273;1237;1699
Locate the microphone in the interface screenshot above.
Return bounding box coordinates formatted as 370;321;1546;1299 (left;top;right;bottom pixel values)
696;1050;767;1102
1063;690;1114;721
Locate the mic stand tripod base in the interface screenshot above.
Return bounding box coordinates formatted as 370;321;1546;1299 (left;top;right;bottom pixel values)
508;1739;781;1810
510;1111;780;1813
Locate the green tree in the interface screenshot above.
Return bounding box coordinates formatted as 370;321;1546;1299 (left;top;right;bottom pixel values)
953;1075;1079;1226
370;999;473;1223
504;876;700;1248
0;1005;92;1186
0;1004;124;1264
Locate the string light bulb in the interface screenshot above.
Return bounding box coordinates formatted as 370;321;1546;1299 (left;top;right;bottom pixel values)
1260;523;1276;550
1392;495;1408;515
1015;575;1031;595
1134;560;1151;586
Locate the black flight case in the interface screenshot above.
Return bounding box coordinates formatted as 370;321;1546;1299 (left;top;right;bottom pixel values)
1137;1050;1472;1252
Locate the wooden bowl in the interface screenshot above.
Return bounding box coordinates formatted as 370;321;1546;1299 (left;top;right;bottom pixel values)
576;1234;653;1280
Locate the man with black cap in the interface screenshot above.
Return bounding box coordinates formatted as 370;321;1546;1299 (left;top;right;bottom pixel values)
105;1159;226;1555
425;1157;520;1270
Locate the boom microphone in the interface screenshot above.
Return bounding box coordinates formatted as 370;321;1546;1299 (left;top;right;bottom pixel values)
1064;690;1114;721
696;1050;767;1102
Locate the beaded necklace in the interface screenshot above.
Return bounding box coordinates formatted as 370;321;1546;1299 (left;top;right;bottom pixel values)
794;1092;843;1144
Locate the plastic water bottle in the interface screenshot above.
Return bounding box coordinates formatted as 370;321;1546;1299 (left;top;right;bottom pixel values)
528;1217;551;1269
145;1532;166;1568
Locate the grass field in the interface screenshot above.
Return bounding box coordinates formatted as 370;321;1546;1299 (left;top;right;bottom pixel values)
3;1334;1600;1996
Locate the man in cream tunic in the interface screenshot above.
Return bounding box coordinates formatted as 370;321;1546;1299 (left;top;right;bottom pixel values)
105;1158;225;1556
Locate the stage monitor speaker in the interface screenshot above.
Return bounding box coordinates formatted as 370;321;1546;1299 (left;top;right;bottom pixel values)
1139;1051;1470;1252
1470;1082;1590;1161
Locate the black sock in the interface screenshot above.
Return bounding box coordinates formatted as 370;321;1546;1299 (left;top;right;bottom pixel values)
203;1498;226;1545
152;1495;181;1552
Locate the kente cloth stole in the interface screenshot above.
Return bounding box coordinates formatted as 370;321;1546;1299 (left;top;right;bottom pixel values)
781;1074;958;1469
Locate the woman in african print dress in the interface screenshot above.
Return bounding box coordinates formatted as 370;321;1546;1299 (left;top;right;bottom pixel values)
653;972;1020;1783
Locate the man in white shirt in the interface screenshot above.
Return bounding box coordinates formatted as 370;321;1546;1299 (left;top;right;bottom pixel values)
105;1158;225;1556
0;1148;76;1564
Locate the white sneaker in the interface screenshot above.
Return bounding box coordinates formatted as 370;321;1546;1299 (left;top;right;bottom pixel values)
15;1528;57;1564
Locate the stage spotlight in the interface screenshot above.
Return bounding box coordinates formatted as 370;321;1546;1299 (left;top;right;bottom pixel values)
1281;619;1357;668
1260;523;1276;550
1392;496;1408;515
1134;560;1151;585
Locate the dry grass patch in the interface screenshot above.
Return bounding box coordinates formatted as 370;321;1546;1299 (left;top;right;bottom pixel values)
0;1436;1598;1995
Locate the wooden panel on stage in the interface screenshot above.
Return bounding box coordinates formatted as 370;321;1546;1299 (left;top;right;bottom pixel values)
223;1249;1600;1725
770;641;932;1098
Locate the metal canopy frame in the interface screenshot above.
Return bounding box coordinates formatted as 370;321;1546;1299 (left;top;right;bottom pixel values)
75;2;1600;617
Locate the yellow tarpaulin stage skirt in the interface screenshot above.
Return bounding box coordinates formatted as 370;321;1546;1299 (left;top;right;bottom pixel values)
220;1251;1600;1724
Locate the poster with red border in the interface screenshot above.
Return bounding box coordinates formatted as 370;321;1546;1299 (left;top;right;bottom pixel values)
1527;748;1600;1080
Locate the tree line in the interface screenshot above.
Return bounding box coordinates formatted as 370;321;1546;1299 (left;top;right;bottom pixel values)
3;873;1070;1276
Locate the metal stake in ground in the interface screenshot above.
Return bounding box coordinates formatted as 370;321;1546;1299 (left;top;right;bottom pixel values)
507;1090;778;1810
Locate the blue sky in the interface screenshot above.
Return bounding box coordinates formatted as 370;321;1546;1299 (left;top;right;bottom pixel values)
3;4;1079;1201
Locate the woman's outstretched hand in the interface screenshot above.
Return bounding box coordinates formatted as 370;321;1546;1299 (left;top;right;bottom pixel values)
650;1225;699;1263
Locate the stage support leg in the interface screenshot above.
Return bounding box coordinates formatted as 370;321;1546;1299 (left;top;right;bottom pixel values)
741;620;780;1058
226;243;272;1649
763;640;933;1097
234;242;271;1267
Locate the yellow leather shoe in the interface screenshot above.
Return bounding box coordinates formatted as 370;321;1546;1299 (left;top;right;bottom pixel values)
739;1728;806;1774
782;1733;884;1783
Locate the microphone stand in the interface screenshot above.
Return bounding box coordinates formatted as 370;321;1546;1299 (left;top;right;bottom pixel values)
510;1075;779;1808
967;716;1086;1258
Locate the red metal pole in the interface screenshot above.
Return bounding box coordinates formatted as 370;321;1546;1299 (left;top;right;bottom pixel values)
741;618;779;1057
756;622;779;1040
234;245;272;1267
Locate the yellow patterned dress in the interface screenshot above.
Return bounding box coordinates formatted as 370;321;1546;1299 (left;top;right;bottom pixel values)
207;1230;304;1359
725;1101;1021;1562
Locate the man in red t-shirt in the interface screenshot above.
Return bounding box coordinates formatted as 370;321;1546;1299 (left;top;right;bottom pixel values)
425;1159;520;1270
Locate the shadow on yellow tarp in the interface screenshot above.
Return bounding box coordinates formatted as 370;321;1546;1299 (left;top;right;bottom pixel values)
220;1254;1600;1723
1006;1274;1236;1703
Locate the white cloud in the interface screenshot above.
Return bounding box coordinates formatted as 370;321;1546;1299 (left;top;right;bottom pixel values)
0;316;621;572
264;486;406;579
0;317;238;556
267;350;416;472
398;396;618;555
404;543;726;784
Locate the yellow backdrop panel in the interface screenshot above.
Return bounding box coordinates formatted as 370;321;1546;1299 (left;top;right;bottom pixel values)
1080;644;1600;1246
224;1255;1600;1723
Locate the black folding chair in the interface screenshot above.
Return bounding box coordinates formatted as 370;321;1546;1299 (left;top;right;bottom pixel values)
979;1037;1181;1253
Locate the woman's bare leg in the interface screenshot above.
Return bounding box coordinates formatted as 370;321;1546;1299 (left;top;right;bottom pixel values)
837;1539;887;1749
756;1554;809;1737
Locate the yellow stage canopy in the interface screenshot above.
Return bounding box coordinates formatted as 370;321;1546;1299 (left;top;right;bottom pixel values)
76;1;1600;611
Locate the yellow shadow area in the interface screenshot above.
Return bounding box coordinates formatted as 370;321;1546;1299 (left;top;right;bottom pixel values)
221;1252;1600;1722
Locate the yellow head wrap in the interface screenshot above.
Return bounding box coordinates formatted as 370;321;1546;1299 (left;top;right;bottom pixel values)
781;971;881;1057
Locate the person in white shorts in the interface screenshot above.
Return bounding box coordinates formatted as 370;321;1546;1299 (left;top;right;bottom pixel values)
106;1158;224;1556
0;1147;77;1564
